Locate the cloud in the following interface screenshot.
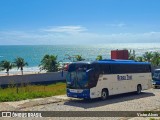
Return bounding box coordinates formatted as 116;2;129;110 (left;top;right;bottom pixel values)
41;25;87;33
106;23;126;28
0;26;160;45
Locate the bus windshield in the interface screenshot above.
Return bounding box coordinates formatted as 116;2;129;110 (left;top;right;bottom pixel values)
153;70;160;80
66;63;90;89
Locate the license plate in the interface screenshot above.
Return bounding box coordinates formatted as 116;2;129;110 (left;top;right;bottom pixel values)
70;89;83;93
73;95;77;97
70;89;77;93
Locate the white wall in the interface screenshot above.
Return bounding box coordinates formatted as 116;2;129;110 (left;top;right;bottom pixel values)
0;71;67;85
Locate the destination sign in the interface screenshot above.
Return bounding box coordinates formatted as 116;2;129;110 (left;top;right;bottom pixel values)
117;75;132;80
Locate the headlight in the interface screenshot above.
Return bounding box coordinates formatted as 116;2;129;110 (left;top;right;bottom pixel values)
152;82;156;84
67;82;71;84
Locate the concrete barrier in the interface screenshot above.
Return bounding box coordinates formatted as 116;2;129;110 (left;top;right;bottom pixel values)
0;71;67;86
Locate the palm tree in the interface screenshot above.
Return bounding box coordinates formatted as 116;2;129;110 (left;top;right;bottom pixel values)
136;56;145;62
0;60;14;76
96;55;103;60
39;54;59;72
151;52;160;67
64;54;75;62
143;52;153;62
74;55;85;61
14;57;28;75
128;50;136;60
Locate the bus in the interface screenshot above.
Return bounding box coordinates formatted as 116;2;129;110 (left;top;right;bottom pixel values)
152;69;160;88
66;59;152;100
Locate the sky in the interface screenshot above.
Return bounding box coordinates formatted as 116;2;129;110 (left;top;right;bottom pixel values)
0;0;160;45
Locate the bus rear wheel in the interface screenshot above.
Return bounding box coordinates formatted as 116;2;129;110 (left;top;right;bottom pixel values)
136;85;142;94
101;89;108;100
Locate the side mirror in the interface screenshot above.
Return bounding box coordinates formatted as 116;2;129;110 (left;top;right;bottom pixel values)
86;68;94;73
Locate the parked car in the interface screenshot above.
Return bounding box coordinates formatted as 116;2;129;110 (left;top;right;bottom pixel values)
152;69;160;88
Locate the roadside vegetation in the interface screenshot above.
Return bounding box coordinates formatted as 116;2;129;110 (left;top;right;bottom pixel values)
128;50;160;67
0;82;66;102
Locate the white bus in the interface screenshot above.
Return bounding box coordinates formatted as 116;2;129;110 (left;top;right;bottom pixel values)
66;59;152;100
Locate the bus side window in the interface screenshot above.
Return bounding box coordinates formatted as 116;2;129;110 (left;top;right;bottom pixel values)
110;64;122;74
149;65;151;72
99;64;103;74
105;64;111;74
97;64;111;74
110;64;114;74
88;69;99;88
97;64;101;76
147;65;151;72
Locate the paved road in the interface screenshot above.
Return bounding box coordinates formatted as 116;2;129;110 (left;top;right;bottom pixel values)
1;89;160;120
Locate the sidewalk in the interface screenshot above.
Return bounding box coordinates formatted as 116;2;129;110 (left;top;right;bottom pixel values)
0;95;75;111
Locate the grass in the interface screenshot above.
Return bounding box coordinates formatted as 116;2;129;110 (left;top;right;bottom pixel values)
0;82;66;102
150;118;160;120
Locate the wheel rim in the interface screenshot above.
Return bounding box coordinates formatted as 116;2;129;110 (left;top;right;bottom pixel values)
137;86;141;94
102;91;106;99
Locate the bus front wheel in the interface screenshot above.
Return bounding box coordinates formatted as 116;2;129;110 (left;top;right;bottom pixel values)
136;85;142;94
101;89;108;100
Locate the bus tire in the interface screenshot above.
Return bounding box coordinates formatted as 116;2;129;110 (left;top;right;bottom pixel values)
136;85;142;94
154;86;158;89
101;89;108;100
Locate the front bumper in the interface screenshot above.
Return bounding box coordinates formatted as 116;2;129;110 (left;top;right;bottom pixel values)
152;81;160;88
67;89;90;99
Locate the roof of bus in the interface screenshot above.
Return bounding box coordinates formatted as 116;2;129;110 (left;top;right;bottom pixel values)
71;59;150;65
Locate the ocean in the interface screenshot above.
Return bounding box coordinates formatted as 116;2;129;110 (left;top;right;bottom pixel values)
0;43;160;74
